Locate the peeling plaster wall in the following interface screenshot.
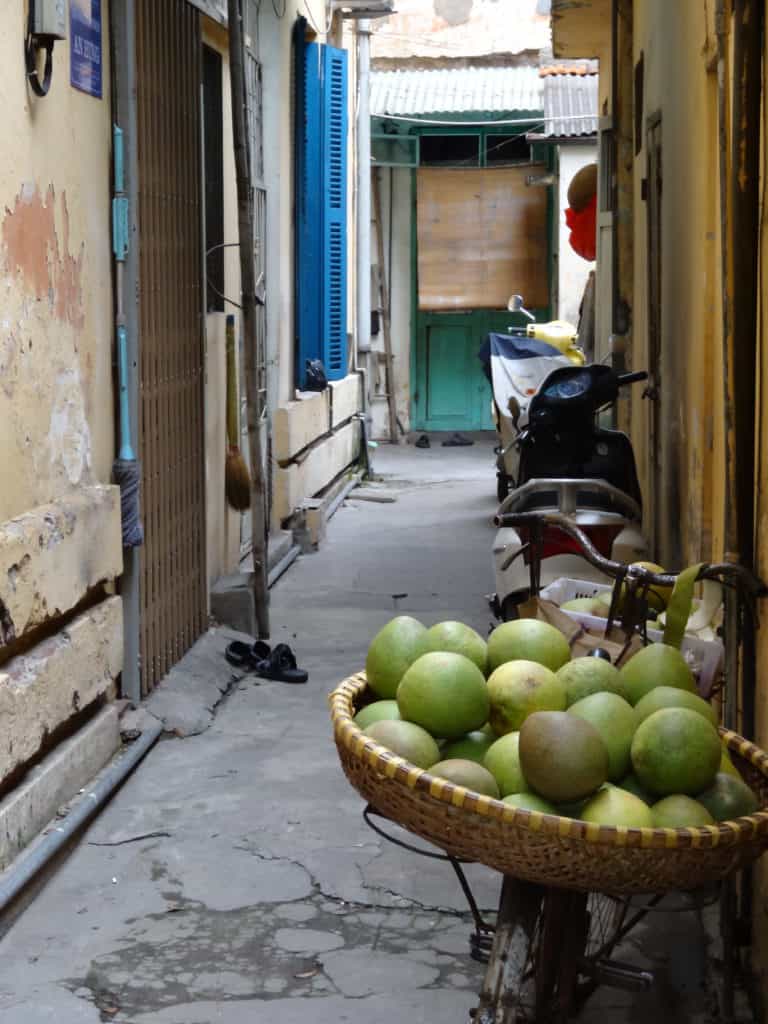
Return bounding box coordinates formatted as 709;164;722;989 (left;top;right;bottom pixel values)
372;0;549;62
0;4;114;524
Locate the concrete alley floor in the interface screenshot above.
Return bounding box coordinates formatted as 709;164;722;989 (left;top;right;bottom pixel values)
0;437;723;1022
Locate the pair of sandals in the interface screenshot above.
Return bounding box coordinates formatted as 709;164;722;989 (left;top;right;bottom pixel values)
224;639;308;684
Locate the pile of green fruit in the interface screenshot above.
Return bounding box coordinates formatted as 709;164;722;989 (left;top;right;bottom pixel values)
356;615;760;829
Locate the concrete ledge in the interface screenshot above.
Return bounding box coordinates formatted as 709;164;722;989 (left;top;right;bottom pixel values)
274;420;360;523
0;486;123;643
273;391;331;462
0;596;123;783
330;374;362;429
0;704;120;870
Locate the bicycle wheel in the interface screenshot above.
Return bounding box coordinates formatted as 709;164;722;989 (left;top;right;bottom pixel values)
472;881;625;1024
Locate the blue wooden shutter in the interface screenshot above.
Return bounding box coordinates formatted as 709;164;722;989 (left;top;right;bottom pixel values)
296;42;323;388
321;45;348;381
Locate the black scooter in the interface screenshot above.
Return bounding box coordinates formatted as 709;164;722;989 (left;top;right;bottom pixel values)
492;363;651;618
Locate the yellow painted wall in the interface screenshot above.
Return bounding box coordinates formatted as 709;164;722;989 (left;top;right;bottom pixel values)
0;2;114;522
751;24;768;1013
629;0;724;569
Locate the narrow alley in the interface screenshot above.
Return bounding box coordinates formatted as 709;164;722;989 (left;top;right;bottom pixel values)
0;443;721;1023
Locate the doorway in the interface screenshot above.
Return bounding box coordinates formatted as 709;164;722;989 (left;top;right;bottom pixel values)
412;162;551;433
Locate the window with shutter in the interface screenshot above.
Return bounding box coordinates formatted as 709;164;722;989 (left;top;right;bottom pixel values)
295;41;349;388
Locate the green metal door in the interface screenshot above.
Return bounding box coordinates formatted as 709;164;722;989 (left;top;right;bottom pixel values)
412;309;549;432
414;312;490;431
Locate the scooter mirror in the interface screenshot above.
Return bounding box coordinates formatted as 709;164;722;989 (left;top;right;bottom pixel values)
508;294;535;321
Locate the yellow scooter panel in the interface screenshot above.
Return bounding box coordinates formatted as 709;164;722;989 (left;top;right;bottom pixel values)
526;321;585;365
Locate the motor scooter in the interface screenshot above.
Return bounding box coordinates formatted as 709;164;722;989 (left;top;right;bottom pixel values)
492;361;650;620
479;295;585;503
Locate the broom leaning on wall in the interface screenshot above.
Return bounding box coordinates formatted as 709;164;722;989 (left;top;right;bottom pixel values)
225;314;251;511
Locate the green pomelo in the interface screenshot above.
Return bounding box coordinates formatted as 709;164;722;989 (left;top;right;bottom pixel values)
627;562;673;610
617;772;654;805
634;686;717;728
618;643;697;705
503;793;558;814
557;657;623;706
581;786;654;828
568;692;637;781
416;621;488;675
364;719;440;769
696;772;760;822
651;795;715;829
519;711;608;803
397;652;489;740
487;619;571;673
429;758;500;799
487;660;566;735
483;732;528;797
720;744;741;778
354;700;401;730
631;708;721;796
560;597;605;616
366;616;427;699
441;730;496;764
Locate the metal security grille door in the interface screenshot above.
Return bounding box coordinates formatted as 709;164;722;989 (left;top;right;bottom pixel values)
136;0;206;692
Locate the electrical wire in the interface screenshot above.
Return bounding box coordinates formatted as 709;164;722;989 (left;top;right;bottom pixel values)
205;242;244;311
272;0;287;16
303;0;333;38
25;0;55;98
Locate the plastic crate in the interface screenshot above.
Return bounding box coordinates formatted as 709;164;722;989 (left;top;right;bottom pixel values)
539;577;724;695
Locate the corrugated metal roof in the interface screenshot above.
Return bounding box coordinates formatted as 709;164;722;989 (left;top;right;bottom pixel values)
370;67;544;118
537;73;598;138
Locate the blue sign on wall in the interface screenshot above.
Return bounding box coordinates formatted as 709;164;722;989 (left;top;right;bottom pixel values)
70;0;102;99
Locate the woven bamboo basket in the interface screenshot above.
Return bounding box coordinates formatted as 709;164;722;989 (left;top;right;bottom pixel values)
331;673;768;895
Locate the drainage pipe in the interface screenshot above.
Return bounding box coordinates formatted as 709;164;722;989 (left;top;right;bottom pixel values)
0;721;163;914
355;19;372;402
111;0;142;703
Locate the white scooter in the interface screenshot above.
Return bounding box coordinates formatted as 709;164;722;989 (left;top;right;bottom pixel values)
491;361;650;620
480;295;586;503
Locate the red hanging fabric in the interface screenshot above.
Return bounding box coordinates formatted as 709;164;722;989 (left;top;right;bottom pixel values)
565;193;597;262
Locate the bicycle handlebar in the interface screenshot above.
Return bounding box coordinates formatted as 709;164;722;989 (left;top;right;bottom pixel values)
493;510;766;596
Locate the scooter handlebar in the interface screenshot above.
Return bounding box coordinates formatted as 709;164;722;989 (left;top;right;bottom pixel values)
617;370;649;386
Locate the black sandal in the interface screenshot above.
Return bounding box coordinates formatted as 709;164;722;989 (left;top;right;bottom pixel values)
441;432;474;447
224;639;271;670
255;643;308;684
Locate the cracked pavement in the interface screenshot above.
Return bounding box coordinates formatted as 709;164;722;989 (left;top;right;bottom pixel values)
0;440;722;1022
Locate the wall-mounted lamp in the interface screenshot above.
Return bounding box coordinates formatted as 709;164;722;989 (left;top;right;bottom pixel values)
25;0;67;98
